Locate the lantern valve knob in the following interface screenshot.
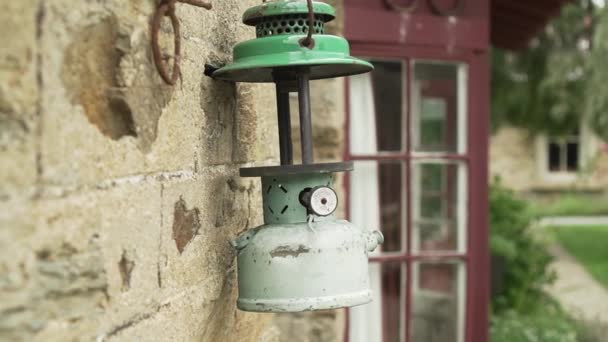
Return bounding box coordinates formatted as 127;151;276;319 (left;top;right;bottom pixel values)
300;186;338;217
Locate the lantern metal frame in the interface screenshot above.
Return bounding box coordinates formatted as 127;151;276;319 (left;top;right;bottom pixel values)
209;0;382;313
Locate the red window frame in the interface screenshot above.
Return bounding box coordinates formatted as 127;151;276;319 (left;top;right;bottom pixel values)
343;44;490;342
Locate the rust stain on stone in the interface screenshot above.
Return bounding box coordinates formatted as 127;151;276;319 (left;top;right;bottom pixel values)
270;245;311;258
118;250;135;291
61;15;172;152
61;16;135;140
172;197;201;254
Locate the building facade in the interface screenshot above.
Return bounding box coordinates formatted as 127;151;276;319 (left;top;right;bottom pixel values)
490;124;608;194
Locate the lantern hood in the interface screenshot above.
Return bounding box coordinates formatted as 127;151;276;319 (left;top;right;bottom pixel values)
212;0;373;83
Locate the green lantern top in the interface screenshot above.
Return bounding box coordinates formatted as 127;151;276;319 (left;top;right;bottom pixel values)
212;0;373;83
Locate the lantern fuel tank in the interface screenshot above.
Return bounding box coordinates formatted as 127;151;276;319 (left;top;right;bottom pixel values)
231;164;383;312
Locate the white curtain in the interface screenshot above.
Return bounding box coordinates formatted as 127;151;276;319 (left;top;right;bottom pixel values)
348;73;383;342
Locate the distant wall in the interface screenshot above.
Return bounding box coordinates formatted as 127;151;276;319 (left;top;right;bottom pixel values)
490;125;608;194
489;127;538;191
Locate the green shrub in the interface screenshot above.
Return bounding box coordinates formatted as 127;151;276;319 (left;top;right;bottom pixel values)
489;179;605;341
491;308;578;342
490;179;555;313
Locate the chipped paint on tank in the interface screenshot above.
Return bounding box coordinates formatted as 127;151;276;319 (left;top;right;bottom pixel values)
270;245;311;258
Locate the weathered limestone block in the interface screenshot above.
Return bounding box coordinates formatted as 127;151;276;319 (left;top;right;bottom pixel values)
0;191;111;341
489;126;538;191
198;81;277;165
592;151;608;187
274;310;345;342
0;0;38;116
1;0;296;340
0;0;39;200
89;171;273;342
323;0;345;35
37;0;278;189
95;182;163;337
38;0;195;188
288;78;346;164
0;174;277;341
158;171;260;295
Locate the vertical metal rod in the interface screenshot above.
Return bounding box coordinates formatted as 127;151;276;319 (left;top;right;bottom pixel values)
275;84;293;165
297;71;314;164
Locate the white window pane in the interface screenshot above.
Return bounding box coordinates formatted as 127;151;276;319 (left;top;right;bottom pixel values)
349;60;404;155
412;61;467;154
349;72;378;155
350;262;406;342
411;262;466;342
351;161;405;253
349;263;383;342
411;162;467;253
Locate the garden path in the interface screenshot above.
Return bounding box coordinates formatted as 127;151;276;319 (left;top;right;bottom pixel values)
538;216;608;227
546;243;608;324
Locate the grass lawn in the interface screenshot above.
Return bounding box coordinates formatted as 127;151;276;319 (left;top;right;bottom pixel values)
531;194;608;217
552;225;608;289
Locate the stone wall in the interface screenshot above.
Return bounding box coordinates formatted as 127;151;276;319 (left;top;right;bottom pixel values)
489;127;538;191
0;0;282;340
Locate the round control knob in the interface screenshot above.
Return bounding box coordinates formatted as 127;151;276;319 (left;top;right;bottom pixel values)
307;186;338;217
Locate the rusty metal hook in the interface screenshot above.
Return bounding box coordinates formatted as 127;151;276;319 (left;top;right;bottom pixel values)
299;0;316;49
151;0;212;85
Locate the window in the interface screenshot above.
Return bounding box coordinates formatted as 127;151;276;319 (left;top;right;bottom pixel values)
537;132;583;183
547;136;580;173
347;60;468;342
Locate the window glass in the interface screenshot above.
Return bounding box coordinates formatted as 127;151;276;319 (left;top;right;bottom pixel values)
349;262;406;342
349;60;404;155
382;262;406;342
546;136;580;173
412;262;465;342
548;142;562;171
348;59;469;342
350;161;405;253
412;162;466;253
412;62;467;154
567;142;579;171
420;98;447;151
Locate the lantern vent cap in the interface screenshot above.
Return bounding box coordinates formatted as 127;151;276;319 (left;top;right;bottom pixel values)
243;0;336;26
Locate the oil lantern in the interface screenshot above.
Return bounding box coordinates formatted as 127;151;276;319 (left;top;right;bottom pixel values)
211;0;383;313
